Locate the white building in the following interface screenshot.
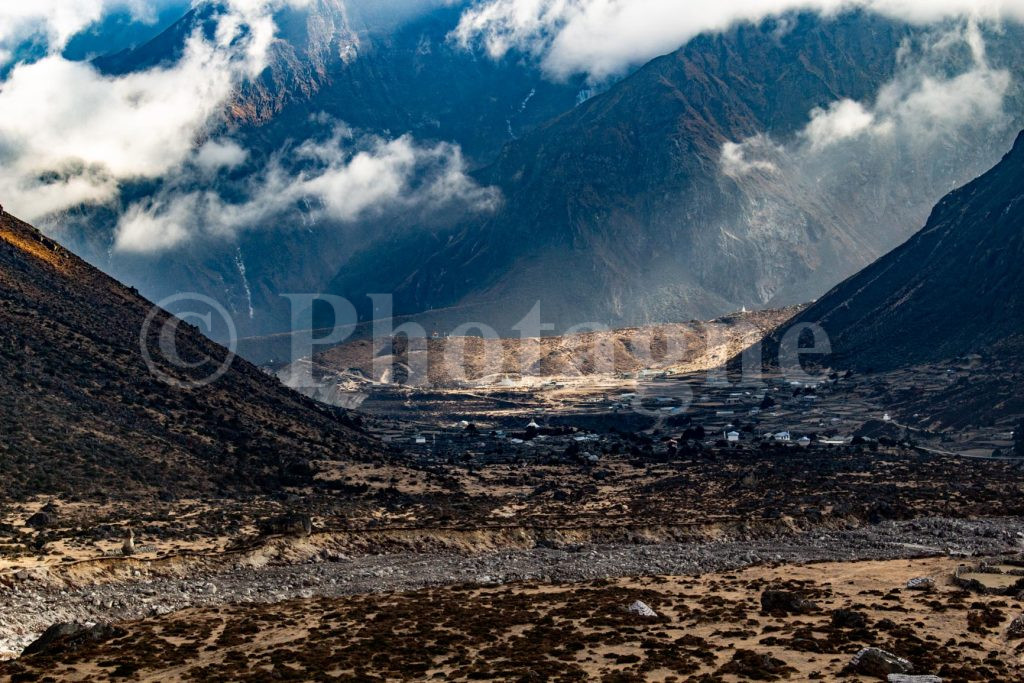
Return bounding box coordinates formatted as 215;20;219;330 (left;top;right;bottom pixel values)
726;431;740;442
773;431;791;442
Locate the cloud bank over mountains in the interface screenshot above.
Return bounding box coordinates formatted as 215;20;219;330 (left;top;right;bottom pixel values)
114;124;501;253
0;1;298;219
0;0;495;250
453;0;1024;80
0;0;1022;255
715;20;1017;298
721;21;1011;179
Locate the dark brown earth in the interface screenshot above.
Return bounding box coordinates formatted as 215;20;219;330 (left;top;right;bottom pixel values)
4;556;1021;682
0;209;377;501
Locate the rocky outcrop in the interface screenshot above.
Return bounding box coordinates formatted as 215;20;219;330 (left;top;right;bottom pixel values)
22;623;126;658
851;647;913;679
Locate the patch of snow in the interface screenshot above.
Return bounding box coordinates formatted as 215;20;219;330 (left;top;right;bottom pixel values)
506;87;537;139
234;247;255;320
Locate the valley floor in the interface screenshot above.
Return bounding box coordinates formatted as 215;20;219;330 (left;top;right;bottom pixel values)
2;363;1022;679
2;551;1023;681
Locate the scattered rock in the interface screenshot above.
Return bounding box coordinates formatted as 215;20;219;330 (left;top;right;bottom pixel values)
906;577;935;591
717;649;797;680
320;550;348;563
1007;613;1024;640
761;589;816;615
831;608;868;629
259;514;313;537
22;623;126;658
25;512;55;529
122;528;135;556
851;647;913;679
626;600;657;617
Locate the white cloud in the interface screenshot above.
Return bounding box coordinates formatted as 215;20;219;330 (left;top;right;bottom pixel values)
114;126;501;252
803;99;878;151
0;1;109;61
115;194;196;253
714;21;1015;277
798;23;1009;152
0;1;310;221
720;137;780;177
0;1;316;66
195;139;250;172
454;0;1024;81
0;0;498;253
0;36;246;219
0;1;196;68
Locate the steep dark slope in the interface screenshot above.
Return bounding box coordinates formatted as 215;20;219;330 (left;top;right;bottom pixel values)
0;209;375;501
772;131;1024;371
331;13;1024;334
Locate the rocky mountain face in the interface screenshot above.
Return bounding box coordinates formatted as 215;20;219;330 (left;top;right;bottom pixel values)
331;13;1024;335
50;0;588;343
770;130;1024;371
34;7;1024;353
90;1;585;159
94;0;362;129
241;1;589;164
0;209;375;501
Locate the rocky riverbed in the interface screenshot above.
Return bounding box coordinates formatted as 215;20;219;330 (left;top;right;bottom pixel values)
2;516;1021;659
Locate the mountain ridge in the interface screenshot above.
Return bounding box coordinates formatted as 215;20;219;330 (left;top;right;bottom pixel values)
0;208;376;501
768;129;1024;372
328;13;1024;336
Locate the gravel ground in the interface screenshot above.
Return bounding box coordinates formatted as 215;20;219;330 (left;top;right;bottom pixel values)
2;516;1022;658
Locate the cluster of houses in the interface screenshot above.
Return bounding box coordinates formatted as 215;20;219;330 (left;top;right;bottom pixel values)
359;368;912;467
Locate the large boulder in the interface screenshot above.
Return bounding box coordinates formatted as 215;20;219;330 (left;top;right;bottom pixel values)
627;600;658;617
906;577;936;592
22;623;126;658
851;647;913;679
258;514;313;537
1007;614;1024;640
